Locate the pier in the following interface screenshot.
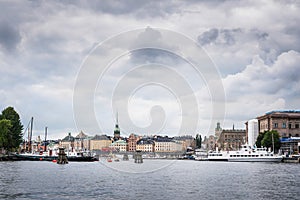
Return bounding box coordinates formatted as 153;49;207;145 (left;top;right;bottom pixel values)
283;156;300;163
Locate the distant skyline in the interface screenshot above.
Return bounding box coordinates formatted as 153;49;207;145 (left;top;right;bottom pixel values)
1;1;300;139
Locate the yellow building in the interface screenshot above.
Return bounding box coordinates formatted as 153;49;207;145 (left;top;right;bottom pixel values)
90;135;112;151
154;136;182;152
136;138;154;152
109;139;127;152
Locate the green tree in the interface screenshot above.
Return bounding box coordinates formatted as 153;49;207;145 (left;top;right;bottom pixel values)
0;107;23;151
255;132;265;148
195;134;202;149
261;130;281;152
0;119;12;151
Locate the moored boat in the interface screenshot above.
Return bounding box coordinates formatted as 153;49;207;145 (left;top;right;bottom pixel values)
208;145;283;162
15;150;98;162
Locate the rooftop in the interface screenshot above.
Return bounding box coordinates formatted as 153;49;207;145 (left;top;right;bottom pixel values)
258;110;300;119
266;110;300;115
92;135;111;140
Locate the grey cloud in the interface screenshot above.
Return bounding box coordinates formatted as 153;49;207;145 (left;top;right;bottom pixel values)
198;28;242;46
129;48;183;66
198;28;218;45
0;20;21;51
198;28;282;66
60;0;179;18
1;0;300;137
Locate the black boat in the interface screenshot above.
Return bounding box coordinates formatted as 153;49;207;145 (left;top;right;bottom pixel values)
14;152;98;162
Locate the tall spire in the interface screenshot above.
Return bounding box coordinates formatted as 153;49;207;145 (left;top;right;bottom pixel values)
114;110;120;140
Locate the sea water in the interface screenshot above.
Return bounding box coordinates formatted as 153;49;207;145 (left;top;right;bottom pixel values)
0;159;299;200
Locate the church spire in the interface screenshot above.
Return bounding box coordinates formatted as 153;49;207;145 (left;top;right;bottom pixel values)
114;111;120;140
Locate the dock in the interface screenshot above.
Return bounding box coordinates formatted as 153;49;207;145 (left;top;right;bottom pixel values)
283;156;300;163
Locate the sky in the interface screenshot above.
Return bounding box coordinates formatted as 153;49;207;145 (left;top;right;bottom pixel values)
0;0;300;140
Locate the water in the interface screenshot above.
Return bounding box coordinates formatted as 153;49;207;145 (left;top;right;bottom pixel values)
0;160;299;200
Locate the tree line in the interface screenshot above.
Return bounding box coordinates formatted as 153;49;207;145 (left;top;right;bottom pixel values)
0;106;23;153
256;130;281;152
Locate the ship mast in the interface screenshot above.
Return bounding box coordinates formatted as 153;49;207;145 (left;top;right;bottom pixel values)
28;117;33;153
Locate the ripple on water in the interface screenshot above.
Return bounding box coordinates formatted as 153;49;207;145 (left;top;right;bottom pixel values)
0;161;299;200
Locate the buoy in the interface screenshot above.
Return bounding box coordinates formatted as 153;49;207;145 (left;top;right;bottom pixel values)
39;158;43;161
52;160;57;163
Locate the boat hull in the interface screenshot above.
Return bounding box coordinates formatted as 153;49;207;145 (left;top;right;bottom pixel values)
14;154;98;162
208;158;228;161
228;157;283;162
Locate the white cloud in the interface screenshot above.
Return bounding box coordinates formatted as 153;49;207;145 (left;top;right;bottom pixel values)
222;50;300;128
1;0;300;138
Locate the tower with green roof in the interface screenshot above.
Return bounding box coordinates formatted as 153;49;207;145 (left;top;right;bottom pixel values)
113;112;120;140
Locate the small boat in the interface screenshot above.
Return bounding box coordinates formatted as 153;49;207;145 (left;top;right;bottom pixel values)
107;158;112;162
208;145;283;162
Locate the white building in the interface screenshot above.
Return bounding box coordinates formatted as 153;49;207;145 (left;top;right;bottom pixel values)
247;119;259;147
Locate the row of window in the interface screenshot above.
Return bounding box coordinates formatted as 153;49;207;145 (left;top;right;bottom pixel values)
224;139;242;142
229;154;273;157
274;122;300;129
209;154;223;156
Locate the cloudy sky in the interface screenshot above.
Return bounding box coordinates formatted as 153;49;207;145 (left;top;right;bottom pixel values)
1;0;299;140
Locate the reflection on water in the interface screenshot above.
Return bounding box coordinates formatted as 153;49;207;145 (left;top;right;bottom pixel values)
0;160;299;200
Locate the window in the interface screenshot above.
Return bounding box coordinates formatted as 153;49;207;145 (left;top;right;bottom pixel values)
289;123;292;129
274;123;278;128
282;122;286;128
296;124;299;129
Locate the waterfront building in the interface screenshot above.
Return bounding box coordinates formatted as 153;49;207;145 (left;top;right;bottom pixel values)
154;136;182;152
257;110;300;138
60;132;75;151
74;131;88;151
109;139;127;152
217;128;246;151
245;119;259;147
203;135;217;151
90;135;112;151
82;136;93;151
136;138;155;152
127;133;141;152
203;122;223;151
173;135;195;151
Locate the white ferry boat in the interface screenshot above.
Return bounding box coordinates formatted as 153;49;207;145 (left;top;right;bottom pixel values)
208;145;283;162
